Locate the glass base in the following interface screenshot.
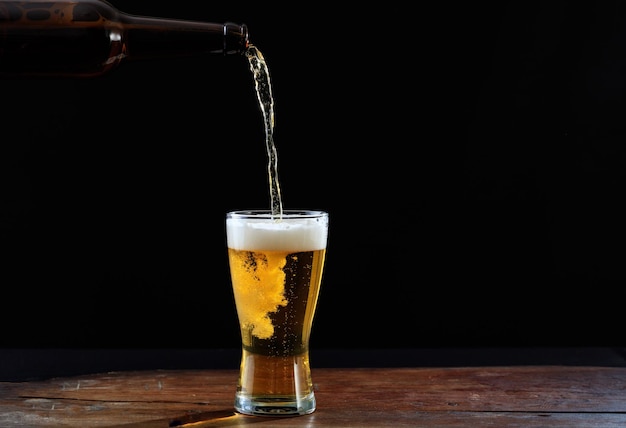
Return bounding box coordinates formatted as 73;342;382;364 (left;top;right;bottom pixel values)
234;392;316;416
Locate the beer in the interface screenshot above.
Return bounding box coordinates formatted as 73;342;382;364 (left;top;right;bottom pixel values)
229;29;329;419
226;210;329;416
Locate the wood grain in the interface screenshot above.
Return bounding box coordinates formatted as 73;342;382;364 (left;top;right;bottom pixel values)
1;366;626;427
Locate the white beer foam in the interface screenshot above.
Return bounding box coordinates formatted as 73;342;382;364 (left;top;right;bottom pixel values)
227;217;328;251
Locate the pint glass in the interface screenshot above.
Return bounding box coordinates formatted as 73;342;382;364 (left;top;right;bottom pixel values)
226;210;329;416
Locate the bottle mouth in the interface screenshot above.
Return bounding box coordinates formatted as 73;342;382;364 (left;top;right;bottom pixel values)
223;22;249;54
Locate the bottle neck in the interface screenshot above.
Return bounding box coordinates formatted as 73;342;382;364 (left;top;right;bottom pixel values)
119;14;249;60
0;0;250;77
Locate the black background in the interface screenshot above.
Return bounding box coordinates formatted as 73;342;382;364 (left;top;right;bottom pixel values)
2;1;625;356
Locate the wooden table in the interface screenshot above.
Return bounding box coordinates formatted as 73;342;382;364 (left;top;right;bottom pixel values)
1;366;626;427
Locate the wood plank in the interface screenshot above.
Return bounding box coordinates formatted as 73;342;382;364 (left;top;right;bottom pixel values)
1;367;625;427
313;366;626;412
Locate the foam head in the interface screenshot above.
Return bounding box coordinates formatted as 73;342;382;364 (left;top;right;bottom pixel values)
226;211;328;252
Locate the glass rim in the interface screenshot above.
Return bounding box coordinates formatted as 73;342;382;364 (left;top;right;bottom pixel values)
226;209;328;219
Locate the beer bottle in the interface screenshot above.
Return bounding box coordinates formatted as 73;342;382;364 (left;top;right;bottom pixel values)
0;0;249;77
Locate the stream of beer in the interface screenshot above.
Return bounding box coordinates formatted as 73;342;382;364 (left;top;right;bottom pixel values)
245;44;283;219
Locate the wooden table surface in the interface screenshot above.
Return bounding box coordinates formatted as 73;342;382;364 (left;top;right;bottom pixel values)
1;366;626;427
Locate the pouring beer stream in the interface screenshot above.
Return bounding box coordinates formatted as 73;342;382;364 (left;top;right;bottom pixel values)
245;45;283;219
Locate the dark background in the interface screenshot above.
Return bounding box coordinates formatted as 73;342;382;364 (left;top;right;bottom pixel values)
2;0;625;368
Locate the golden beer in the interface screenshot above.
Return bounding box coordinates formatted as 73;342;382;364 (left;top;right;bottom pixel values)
226;210;328;416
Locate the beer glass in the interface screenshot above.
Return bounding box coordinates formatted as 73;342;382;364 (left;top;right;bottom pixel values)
226;210;329;416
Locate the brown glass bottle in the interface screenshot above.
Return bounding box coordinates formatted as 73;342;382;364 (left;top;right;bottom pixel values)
0;0;249;77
